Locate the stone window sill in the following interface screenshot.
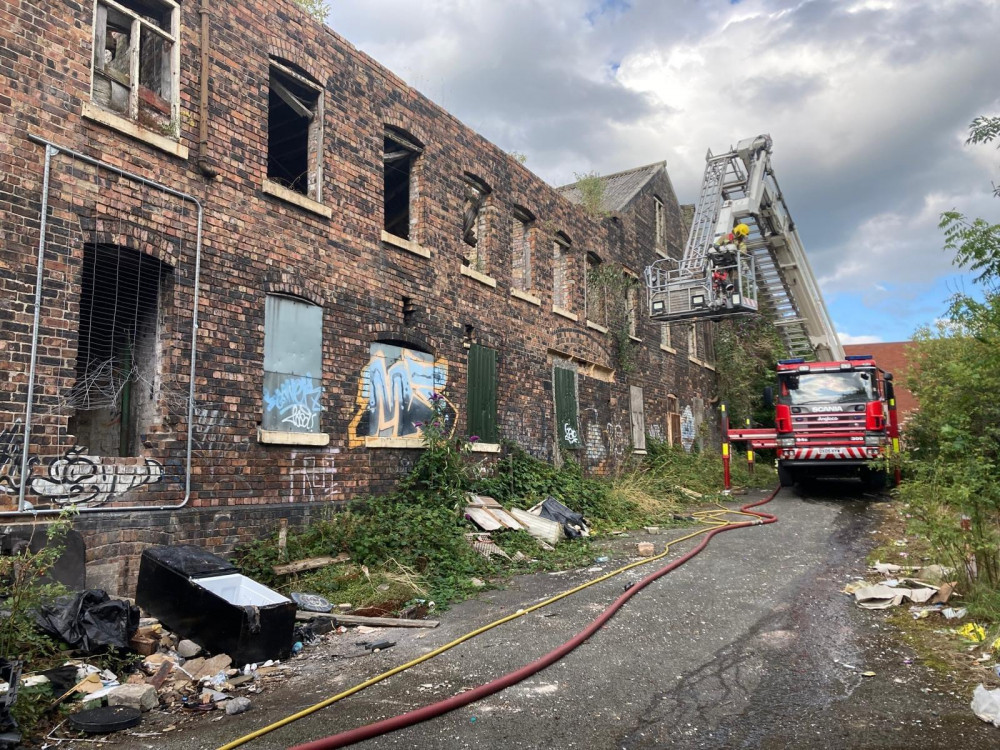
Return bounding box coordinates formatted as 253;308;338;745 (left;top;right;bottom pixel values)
469;442;500;453
656;248;669;259
258;429;330;446
382;230;430;258
365;436;425;449
586;320;608;334
703;362;716;371
552;305;578;322
633;449;648;455
511;288;541;306
629;334;643;343
460;265;497;288
82;102;189;159
263;180;332;218
660;344;677;354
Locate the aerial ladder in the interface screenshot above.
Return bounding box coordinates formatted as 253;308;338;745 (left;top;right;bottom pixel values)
644;135;843;361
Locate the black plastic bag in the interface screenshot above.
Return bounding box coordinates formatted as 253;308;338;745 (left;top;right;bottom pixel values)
538;496;589;538
35;590;138;654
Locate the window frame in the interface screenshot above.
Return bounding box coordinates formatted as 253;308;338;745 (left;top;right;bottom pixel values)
552;232;573;313
265;58;325;205
383;126;424;243
90;0;181;134
511;205;536;297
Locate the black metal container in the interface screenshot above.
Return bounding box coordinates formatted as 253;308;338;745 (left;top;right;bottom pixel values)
136;546;295;664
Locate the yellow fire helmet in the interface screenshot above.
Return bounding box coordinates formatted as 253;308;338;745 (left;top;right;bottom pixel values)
733;223;750;238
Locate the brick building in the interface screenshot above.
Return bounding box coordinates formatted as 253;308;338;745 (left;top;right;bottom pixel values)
0;0;717;593
843;342;917;422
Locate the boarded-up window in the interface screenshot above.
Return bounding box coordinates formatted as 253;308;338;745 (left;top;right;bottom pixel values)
668;395;681;447
364;343;442;439
630;385;646;452
263;295;323;434
467;344;498;443
553;365;581;450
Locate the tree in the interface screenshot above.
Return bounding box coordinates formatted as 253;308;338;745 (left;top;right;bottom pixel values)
293;0;328;23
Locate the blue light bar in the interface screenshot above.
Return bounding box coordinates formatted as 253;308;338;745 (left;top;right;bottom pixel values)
845;354;872;361
778;358;805;365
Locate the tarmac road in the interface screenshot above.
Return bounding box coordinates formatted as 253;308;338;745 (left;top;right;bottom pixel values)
106;483;998;750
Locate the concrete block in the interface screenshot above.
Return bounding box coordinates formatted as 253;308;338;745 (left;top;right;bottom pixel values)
637;542;655;557
108;683;159;712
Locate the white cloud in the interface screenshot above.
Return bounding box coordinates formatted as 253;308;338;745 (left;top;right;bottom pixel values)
837;332;882;345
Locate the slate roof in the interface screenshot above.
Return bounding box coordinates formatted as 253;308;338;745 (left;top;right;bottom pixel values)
556;161;666;213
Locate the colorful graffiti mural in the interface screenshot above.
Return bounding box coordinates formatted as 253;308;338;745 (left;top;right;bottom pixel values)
348;344;454;447
680;405;696;453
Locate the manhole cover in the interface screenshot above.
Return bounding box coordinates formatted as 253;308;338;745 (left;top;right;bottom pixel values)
68;705;142;733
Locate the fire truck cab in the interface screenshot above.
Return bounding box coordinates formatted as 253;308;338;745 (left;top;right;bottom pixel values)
772;354;897;489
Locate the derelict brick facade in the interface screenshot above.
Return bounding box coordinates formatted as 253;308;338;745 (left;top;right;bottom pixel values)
0;0;717;593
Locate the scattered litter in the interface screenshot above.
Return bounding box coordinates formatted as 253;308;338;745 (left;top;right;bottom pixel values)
177;639;202;659
466;533;511;561
917;564;954;584
956;623;987;643
644;527;660;535
594;556;610;564
291;593;334;613
35;590;139;654
893;539;907;547
67;705;142;734
533;497;590;538
362;640;395;653
873;561;903;575
853;581;940;609
464;495;525;531
971;684;1000;727
862;671;876;677
470;577;486;588
509;508;562;546
942;607;968;620
225;697;252;715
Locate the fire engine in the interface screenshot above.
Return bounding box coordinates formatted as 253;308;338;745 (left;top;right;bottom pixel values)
730;354;901;489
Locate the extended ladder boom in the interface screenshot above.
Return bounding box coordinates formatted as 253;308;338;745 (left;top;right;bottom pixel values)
645;134;842;361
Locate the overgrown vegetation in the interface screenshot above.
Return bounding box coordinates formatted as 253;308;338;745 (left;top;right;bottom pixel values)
899;114;1000;613
574;171;607;218
237;395;776;613
712;314;786;427
292;0;329;22
586;263;640;374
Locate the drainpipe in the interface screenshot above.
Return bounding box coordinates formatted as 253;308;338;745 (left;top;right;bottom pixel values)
195;0;218;179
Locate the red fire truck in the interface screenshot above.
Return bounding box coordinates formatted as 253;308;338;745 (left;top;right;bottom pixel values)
728;354;901;490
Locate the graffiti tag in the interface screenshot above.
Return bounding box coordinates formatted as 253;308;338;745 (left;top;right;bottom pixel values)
30;447;163;506
680;405;696;453
290;449;341;503
263;374;323;431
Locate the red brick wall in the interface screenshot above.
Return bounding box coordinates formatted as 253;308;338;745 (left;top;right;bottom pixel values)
0;0;717;592
843;342;918;421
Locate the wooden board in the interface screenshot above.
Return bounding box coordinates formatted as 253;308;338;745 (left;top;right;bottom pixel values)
294;612;439;628
273;552;350;576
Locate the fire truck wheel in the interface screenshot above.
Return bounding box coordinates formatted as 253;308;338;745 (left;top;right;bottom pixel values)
777;463;796;487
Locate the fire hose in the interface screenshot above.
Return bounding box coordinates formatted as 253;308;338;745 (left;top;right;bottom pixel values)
218;489;779;750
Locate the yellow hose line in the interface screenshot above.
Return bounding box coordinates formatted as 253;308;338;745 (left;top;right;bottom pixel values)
216;507;754;750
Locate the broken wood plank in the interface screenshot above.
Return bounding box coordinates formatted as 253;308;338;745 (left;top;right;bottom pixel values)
273;552;350;576
294;611;439;628
677;487;703;499
509;508;563;546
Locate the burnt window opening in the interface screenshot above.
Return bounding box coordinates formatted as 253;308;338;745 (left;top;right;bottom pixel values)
91;0;179;133
460;173;492;271
654;195;666;251
552;232;572;310
511;205;535;292
68;244;172;457
585;251;606;326
268;59;323;199
383;127;422;240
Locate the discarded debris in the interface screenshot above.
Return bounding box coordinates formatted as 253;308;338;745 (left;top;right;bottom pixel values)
464;494;525;531
534;496;590;538
272;553;350;577
291;592;334;613
466;533;511;561
972;684;1000;727
509;508;563;546
292;612;439;628
68;705;142;734
226;696;252;715
852;581;940;609
35;590;139;654
942;607;968;620
637;543;655;557
956;623;987;643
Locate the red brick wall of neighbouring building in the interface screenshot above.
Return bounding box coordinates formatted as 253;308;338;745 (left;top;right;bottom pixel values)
0;0;718;593
843;342;918;422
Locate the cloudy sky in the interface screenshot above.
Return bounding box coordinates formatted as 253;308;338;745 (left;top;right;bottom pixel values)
324;0;999;344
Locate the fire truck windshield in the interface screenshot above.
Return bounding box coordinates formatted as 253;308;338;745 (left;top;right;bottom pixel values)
780;370;873;405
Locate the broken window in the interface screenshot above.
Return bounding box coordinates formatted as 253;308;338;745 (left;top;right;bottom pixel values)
68;244;172;457
263;295;323;434
91;0;179;132
660;323;672;349
384;127;423;240
625;272;639;338
654;196;666;252
268;59;324;199
585;252;606;325
461;174;492;272
511;205;534;292
552;233;572;310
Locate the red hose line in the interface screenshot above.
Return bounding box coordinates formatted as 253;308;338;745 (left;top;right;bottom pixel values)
291;488;780;750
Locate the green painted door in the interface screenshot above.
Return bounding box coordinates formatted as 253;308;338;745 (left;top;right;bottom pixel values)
467;344;498;443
